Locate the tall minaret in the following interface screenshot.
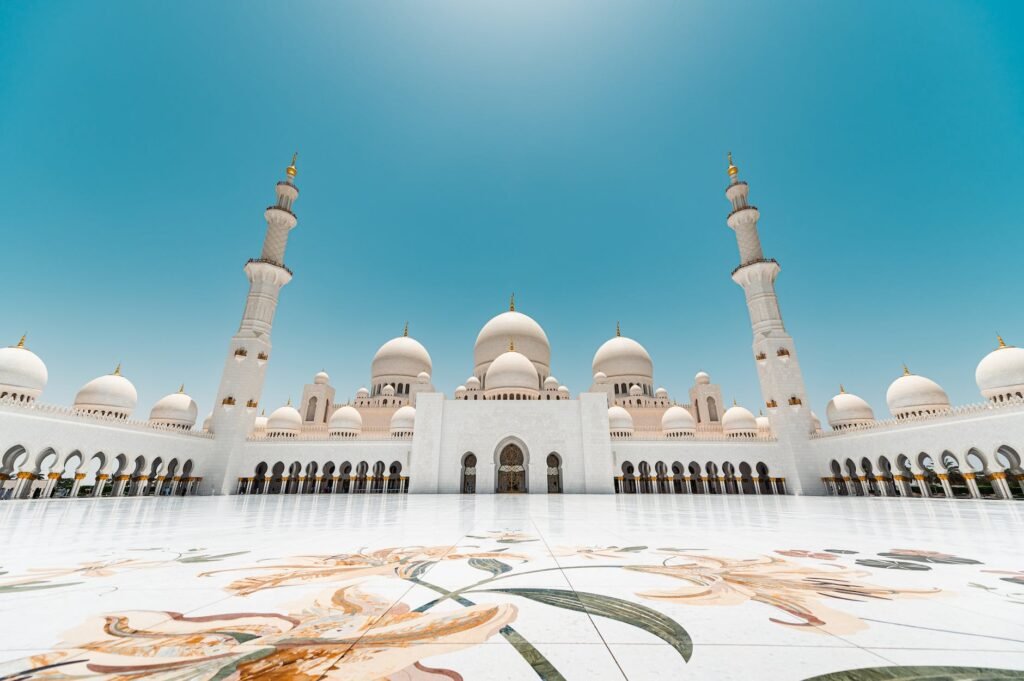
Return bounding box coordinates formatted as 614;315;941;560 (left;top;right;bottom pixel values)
725;153;817;494
207;155;300;494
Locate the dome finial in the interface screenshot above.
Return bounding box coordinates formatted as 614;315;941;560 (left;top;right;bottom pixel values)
616;321;621;337
727;151;739;179
178;383;185;393
839;383;845;394
998;334;1008;349
16;334;26;349
403;321;409;337
509;337;516;352
509;292;515;312
286;396;292;406
732;398;738;406
113;362;122;377
285;152;297;179
902;363;911;377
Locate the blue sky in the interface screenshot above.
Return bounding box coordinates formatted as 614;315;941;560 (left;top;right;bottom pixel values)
1;1;1023;419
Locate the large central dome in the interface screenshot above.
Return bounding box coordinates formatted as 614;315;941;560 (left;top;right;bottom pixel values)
474;297;550;384
371;333;432;383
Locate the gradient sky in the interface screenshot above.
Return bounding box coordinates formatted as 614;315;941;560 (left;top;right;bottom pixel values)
2;1;1023;421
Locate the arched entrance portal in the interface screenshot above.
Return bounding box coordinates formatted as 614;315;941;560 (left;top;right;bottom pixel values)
497;443;527;493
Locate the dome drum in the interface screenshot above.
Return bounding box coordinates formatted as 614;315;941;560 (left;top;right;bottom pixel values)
722;404;758;438
975;338;1024;403
149;389;198;430
328;405;362;439
390;406;416;438
266;404;301;438
608;406;634;439
0;337;47;403
886;371;951;420
74;369;138;421
661;405;696;438
826;390;875;431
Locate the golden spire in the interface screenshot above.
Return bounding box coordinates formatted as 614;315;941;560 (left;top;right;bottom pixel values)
286;396;292;406
286;152;298;178
902;364;911;377
178;383;185;393
509;292;515;312
998;334;1008;349
732;398;738;406
403;321;409;337
727;151;739;178
261;408;266;416
113;363;122;376
15;334;26;349
839;384;845;394
616;321;621;337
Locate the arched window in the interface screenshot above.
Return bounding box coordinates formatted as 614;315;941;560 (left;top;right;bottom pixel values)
707;397;719;422
461;453;477;493
305;396;318;422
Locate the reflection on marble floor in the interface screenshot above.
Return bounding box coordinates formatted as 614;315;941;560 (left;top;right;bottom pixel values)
0;495;1023;680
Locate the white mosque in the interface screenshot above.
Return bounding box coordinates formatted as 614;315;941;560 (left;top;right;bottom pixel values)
2;155;1023;502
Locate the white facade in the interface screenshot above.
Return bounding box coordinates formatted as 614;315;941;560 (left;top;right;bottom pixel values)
3;155;1023;502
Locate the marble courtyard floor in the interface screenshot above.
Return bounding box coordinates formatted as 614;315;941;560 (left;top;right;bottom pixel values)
1;494;1023;680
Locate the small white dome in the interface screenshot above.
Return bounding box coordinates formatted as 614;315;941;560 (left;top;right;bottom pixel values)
976;337;1024;401
382;384;396;396
593;334;653;381
417;371;431;384
0;337;47;401
314;370;330;385
149;387;198;429
608;405;634;432
485;350;539;391
557;385;569;395
886;369;951;418
455;385;467;397
722;404;758;434
372;335;432;382
356;386;369;398
329;405;362;435
810;411;822;434
826;388;875;429
544;376;559;390
390;405;416;434
695;371;710;385
466;376;481;390
755;414;771;432
74;367;138;418
661;405;695;433
475;307;551;380
593;371;607;383
628;384;643;397
655;387;668;398
267;404;302;433
253;412;268;432
202;412;213;432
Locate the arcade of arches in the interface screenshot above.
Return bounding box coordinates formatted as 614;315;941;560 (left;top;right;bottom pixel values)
0;446;201;500
615;460;784;495
236;459;409;495
824;444;1024;500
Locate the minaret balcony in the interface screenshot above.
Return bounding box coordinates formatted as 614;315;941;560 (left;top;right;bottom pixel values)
731;257;779;277
246;258;293;276
726;205;759;230
264;205;297;229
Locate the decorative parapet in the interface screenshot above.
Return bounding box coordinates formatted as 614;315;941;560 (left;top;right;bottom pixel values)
246;425;397;442
630;424;776;442
0;397;215;438
810;396;1024;439
246;257;293;276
